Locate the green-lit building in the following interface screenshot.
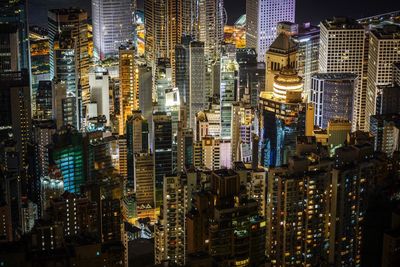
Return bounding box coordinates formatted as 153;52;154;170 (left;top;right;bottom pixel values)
50;127;85;193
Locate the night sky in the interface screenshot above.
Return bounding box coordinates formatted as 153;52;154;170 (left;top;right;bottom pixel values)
29;0;400;27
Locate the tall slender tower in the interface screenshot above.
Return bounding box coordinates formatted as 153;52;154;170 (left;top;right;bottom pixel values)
246;0;296;62
198;0;224;59
92;0;134;60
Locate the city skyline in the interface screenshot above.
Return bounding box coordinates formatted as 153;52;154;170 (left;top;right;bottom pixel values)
1;0;400;266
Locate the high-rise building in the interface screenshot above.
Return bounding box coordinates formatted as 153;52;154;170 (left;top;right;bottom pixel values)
49;127;85;194
319;17;366;131
92;0;134;59
0;0;30;70
311;73;357;128
365;25;400;130
236;48;265;108
189;41;206;129
198;0;224;59
246;0;296;62
0;71;31;166
259;66;306;167
267;158;330;266
119;44;138;134
370;114;400;157
220;45;239;140
144;0;168;62
48;8;90;109
134;153;155;217
89;67;110;125
155;173;187;265
0;25;19;72
328;145;373;266
126;111;149;186
154;58;173;112
36;80;53;120
153;112;173;207
265;32;297;92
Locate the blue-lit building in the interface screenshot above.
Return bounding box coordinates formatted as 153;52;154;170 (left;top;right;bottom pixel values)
311;73;357;129
259;66;306;167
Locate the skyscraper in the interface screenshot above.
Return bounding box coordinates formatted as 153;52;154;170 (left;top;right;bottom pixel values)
246;0;296;62
0;0;30;70
48;8;90;109
119;44;138;134
365;25;400;130
319;17;366;131
0;71;31;166
50;127;85;194
153;112;173;207
189;41;206;129
259;66;306;167
198;0;224;59
311;73;357;129
92;0;134;60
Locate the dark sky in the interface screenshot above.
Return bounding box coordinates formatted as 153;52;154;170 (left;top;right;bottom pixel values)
29;0;400;27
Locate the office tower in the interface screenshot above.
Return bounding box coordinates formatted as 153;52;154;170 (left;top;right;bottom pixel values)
155;173;187;265
92;0;134;59
198;0;224;59
36;81;53;120
175;37;192;113
0;71;31;166
153;113;173;207
119;44;138;134
126;111;149;186
267;159;330;266
30;26;51;116
220;45;239;140
154;58;173;112
246;0;296;62
319;17;366;131
0;0;29;70
48;8;90;108
0;25;19;72
265;33;297;92
134;153;155;218
366;25;400;130
259;66;306;167
290;22;320;100
50;127;85;194
236;48;265;108
328;146;373;266
89;67;110;125
311;73;357;128
189;41;206;129
370;114;400;157
144;0;168;62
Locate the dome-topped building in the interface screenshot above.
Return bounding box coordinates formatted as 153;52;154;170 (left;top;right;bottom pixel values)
272;66;303;102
